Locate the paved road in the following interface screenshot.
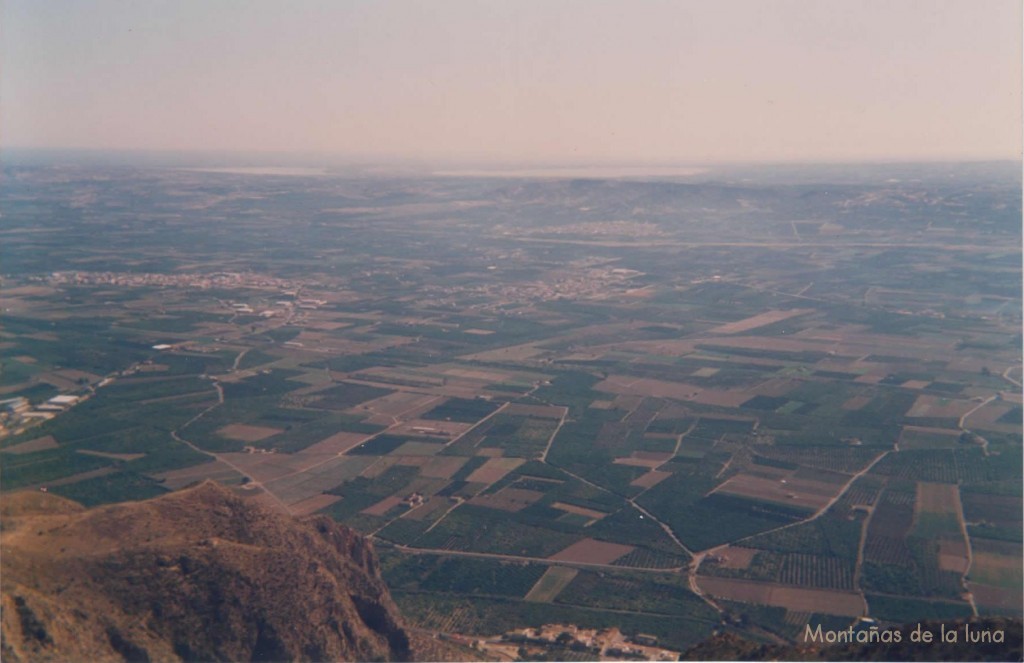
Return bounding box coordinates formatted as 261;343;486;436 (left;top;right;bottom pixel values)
385;543;684;574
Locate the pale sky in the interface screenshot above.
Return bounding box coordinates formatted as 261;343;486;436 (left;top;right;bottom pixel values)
2;0;1020;164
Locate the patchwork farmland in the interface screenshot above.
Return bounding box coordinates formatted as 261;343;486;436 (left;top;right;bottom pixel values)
1;161;1019;650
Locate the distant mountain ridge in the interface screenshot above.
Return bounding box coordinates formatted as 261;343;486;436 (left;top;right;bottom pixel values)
0;482;421;662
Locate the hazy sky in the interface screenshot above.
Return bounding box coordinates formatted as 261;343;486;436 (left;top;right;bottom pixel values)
3;1;1020;164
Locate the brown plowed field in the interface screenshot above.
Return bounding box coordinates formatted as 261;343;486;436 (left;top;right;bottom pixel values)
714;472;837;510
465;457;523;484
551;502;608;520
696;576;864;616
964;402;1020;433
906;395;975;419
630;470;672;489
899;426;960;451
969;540;1023;591
219;453;300;483
354;391;440;418
548;538;634;564
938;539;970;573
503;403;565;419
968;582;1023;611
420;456;469;480
302;431;369;455
470;488;544;512
692;389;752;407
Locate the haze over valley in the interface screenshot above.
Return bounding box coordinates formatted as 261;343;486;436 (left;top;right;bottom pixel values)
1;1;1021;660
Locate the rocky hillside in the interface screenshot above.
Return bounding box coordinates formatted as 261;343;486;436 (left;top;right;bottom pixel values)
0;482;423;662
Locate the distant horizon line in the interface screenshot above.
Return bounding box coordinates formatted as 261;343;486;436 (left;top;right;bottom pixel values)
2;146;1021;170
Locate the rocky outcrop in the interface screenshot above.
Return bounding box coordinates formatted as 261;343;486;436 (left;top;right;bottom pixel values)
1;482;414;662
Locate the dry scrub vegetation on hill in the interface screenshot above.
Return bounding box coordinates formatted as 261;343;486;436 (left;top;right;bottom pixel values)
0;481;468;662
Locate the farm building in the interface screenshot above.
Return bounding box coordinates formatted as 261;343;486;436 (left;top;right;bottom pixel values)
47;395;80;408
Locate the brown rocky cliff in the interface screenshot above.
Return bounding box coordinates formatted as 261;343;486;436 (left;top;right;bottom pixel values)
0;481;415;662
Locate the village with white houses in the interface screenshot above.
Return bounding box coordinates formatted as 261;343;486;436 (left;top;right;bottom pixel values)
439;624;681;661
